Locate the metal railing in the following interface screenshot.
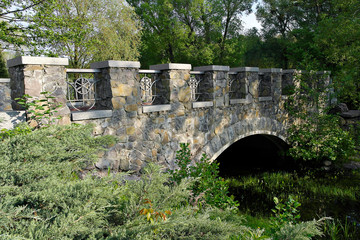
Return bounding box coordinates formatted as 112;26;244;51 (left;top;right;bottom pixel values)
189;71;204;102
66;68;100;111
139;69;161;105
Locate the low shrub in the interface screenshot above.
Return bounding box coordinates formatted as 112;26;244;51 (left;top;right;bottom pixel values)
0;124;326;239
0;125;256;239
169;143;239;210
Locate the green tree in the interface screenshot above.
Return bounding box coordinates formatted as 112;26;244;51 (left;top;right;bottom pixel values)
0;50;8;77
314;0;360;108
30;0;141;68
1;0;141;68
0;0;52;50
128;0;254;68
285;70;356;165
256;0;304;68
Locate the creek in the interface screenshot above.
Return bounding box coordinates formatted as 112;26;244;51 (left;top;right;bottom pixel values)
216;134;360;239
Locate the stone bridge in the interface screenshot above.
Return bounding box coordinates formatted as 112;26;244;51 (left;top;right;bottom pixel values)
1;56;330;172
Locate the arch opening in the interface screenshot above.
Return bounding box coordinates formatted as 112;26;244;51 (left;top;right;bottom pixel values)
217;134;294;177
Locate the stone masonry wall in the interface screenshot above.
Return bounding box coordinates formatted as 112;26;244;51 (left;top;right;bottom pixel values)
5;57;312;173
7;57;71;126
71;63;292;172
0;78;11;111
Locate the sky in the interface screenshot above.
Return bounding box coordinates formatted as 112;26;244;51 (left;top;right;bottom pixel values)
241;1;262;31
242;11;262;31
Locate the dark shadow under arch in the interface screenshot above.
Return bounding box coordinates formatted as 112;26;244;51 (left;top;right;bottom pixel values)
217;134;294;177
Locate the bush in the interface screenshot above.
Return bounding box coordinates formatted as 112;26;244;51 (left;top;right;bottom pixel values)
285;70;356;165
0;125;256;239
0;124;326;239
0;123;32;140
287;114;356;164
169;143;239;210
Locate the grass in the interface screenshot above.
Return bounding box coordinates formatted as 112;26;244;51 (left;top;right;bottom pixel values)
225;168;360;239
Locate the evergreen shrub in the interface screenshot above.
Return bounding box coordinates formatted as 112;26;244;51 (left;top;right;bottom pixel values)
0;124;255;239
0;124;326;239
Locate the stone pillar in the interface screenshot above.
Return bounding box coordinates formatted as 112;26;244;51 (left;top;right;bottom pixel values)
193;65;230;107
281;69;302;96
317;71;332;109
149;63;192;114
0;78;12;111
229;67;259;103
89;60;141;172
90;60;141;119
259;68;282;102
7;56;71;125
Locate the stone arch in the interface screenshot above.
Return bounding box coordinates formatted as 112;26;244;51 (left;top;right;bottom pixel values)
215;132;292;177
196;117;289;163
209;130;288;162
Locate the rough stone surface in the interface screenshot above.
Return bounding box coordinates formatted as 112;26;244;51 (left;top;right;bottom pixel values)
0;79;12;111
0;111;26;129
8;63;71;126
71;64;298;172
341;110;360;118
329;103;349;114
4;57;334;174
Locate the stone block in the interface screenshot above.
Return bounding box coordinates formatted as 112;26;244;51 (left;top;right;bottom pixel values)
0;111;26;129
71;110;112;121
7;56;69;68
126;126;136;135
90;60;140;69
112;84;133;97
341;110;360;118
150;63;192;70
112;97;126;109
192;101;213;109
193;65;230;71
125;104;138;112
142;104;171;113
230;67;259;72
178;87;191;102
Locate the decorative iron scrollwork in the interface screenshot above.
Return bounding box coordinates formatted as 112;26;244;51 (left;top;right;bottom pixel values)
67;76;97;111
140;75;158;104
188;75;201;101
227;75;236;99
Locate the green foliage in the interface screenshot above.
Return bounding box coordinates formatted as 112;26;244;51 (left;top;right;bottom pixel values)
229;228;271;240
128;0;254;68
287;114;356;163
0;50;9;77
314;0;360;109
227;169;360;239
0;0;50;50
15;92;62;128
274;219;325;240
228;170;360;213
0;123;333;239
1;0;141;68
0;124;116;239
0;123;32;140
270;196;323;240
271;195;301;228
169;143;239;210
322;217;360;240
0;126;265;239
284;69;356;165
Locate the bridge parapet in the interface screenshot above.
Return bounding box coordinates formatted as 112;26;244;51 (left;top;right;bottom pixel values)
4;56;330;172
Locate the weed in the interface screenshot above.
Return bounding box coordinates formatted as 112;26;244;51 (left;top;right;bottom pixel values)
15;91;62;128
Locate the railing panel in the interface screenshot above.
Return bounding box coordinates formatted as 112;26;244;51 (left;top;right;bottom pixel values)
66;69;100;111
139;69;161;105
